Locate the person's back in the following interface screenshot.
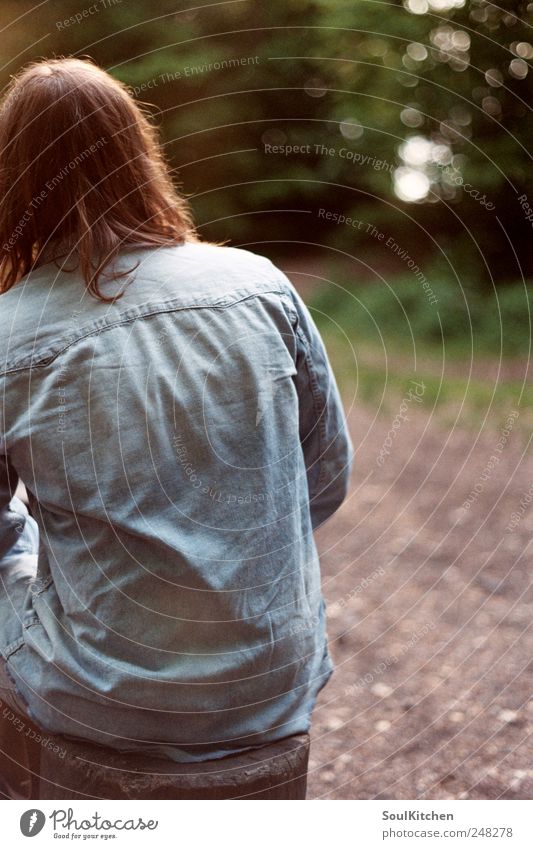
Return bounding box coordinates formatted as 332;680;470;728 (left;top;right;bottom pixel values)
0;58;352;768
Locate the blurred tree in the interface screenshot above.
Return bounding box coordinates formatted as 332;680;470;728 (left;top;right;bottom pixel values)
0;0;531;288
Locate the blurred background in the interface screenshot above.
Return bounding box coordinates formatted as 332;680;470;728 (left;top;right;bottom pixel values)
1;0;531;799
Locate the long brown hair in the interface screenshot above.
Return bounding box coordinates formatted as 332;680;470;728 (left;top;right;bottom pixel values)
0;57;196;300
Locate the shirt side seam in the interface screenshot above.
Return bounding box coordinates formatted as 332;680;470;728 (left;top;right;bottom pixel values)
295;325;329;493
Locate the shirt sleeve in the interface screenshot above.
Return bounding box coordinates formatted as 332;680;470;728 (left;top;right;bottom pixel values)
0;456;36;562
284;280;353;529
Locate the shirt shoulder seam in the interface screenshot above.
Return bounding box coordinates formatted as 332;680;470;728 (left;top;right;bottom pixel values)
0;283;287;376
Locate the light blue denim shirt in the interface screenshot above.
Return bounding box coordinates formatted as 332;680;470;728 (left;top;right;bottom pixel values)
0;242;352;761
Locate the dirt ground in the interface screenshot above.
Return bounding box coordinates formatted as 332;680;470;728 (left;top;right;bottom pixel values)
306;402;532;800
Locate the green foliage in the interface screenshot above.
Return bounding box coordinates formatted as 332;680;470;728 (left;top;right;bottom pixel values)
309;269;532;357
309;272;532;430
0;0;532;290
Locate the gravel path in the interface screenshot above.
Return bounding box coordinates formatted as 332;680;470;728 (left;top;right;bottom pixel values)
307;403;532;799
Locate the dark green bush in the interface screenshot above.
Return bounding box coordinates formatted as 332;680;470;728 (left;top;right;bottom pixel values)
309;271;531;358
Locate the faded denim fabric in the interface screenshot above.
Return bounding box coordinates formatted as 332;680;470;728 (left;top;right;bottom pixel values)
0;242;352;762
